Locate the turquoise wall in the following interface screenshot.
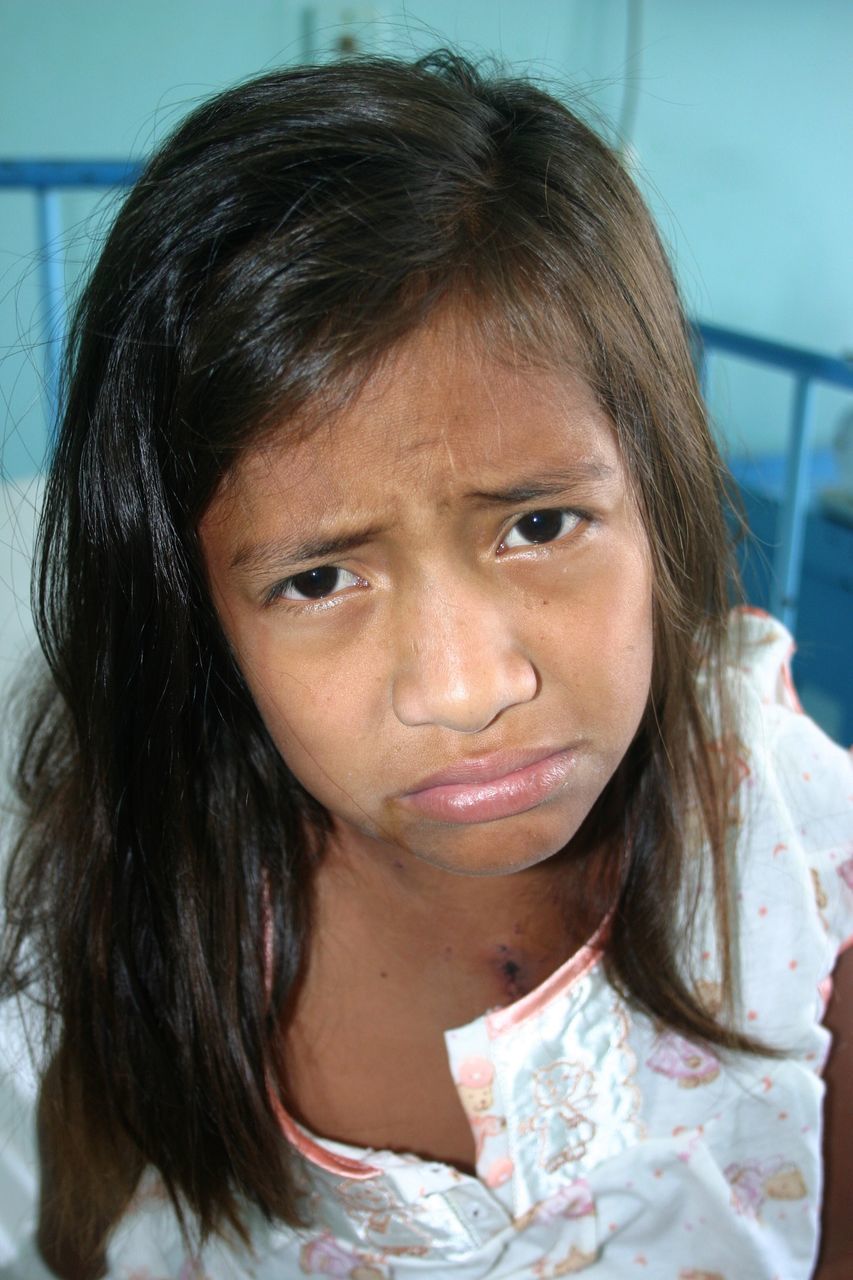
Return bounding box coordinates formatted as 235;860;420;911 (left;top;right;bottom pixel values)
2;0;851;476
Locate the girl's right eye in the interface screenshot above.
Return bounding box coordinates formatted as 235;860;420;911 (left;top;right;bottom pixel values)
267;566;362;605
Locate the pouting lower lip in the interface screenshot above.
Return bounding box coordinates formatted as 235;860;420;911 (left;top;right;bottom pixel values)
398;747;578;825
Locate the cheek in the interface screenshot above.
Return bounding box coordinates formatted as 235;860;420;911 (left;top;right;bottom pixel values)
236;631;384;796
604;595;654;728
603;580;655;697
250;663;341;766
538;547;654;728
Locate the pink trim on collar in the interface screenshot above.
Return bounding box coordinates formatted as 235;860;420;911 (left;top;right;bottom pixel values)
268;1083;382;1181
485;913;611;1038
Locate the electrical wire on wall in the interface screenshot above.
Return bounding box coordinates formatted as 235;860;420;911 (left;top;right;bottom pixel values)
617;0;643;156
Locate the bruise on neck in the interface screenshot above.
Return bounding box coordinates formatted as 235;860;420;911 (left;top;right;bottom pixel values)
473;923;582;1007
492;941;533;1002
426;923;571;1019
477;863;610;1007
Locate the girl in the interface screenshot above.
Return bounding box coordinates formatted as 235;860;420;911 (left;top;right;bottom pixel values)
1;51;850;1280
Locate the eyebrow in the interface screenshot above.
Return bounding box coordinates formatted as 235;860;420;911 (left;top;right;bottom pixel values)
231;524;388;575
230;462;617;575
464;461;616;506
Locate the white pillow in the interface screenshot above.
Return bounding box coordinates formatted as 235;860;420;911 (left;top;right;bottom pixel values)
0;476;42;681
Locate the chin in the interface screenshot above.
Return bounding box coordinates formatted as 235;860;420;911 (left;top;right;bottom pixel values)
405;808;588;878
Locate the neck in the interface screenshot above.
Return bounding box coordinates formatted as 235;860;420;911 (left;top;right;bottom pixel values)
308;821;605;1013
281;822;613;1151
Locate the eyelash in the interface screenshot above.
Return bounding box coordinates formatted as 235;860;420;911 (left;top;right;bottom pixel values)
264;506;590;609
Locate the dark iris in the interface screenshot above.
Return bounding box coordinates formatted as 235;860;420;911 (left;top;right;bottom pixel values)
515;510;565;543
291;566;341;599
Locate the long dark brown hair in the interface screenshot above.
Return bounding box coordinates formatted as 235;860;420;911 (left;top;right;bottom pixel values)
2;51;750;1250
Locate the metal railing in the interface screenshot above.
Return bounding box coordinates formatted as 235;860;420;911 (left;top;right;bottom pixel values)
0;160;141;420
693;321;853;631
2;159;852;636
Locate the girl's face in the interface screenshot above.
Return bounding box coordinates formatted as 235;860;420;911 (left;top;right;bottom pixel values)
200;320;654;878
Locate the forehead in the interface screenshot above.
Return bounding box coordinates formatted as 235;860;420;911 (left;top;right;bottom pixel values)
208;322;623;528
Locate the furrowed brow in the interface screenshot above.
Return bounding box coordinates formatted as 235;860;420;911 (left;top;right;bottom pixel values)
465;462;616;505
231;523;386;574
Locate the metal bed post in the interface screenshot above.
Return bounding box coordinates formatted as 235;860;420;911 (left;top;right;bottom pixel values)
35;185;65;430
694;320;853;643
0;160;142;438
772;375;817;633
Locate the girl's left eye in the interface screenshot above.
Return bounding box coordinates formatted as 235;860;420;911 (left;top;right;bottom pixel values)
501;508;583;550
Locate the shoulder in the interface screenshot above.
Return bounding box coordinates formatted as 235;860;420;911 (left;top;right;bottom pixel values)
712;608;853;1047
723;607;852;930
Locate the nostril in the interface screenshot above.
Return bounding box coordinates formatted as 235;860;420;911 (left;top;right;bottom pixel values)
391;645;538;732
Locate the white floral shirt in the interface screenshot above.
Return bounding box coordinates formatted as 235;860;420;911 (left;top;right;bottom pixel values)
10;611;853;1280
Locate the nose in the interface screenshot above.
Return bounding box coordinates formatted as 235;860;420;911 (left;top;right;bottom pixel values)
391;578;539;733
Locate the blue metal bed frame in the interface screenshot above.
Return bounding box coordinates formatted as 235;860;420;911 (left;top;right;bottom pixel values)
693;322;853;634
2;158;852;649
0;160;141;422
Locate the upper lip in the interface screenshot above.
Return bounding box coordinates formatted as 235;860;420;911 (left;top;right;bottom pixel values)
403;744;570;794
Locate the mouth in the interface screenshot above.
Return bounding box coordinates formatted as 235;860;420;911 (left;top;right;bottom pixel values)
399;745;579;825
